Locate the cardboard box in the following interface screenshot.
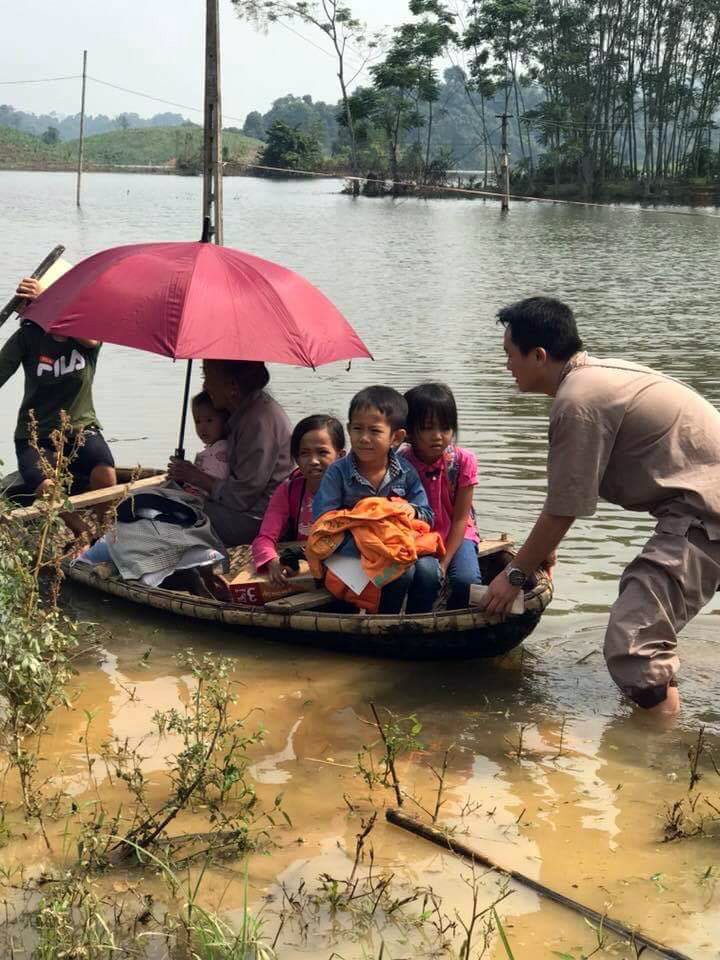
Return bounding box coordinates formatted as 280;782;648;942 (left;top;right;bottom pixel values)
215;559;317;607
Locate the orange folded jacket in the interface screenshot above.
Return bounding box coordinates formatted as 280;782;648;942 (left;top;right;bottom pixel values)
306;497;445;611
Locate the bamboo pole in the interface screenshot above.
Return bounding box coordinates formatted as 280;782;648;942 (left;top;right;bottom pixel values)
5;473;167;523
386;808;695;960
76;50;87;208
202;0;223;245
0;245;65;328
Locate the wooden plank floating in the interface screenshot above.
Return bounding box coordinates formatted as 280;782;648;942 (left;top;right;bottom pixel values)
6;473;168;521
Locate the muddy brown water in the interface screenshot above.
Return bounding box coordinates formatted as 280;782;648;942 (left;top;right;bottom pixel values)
1;171;720;958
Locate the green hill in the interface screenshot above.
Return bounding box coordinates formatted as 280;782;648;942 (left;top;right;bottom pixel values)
0;124;261;170
0;126;59;165
59;125;260;167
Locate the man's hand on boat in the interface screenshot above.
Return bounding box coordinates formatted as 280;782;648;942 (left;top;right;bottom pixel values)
167;456;214;493
481;571;524;615
541;549;558;579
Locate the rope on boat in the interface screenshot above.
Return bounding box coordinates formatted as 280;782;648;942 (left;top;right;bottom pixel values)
386;807;696;960
245;162;720;220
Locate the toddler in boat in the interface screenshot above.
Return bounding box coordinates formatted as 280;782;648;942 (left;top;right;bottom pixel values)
311;385;442;614
252;414;346;586
184;390;230;498
400;382;482;609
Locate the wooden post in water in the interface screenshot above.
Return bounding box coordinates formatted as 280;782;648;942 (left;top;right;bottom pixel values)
497;111;512;213
202;0;223;245
176;0;224;460
76;50;87;208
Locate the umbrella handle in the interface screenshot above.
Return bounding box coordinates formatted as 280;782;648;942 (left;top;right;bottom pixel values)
175;359;194;460
174;220;210;459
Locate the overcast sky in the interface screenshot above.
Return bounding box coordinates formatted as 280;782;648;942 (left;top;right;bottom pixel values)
2;0;417;123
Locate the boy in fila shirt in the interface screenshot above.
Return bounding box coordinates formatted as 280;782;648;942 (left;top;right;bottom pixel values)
0;277;116;499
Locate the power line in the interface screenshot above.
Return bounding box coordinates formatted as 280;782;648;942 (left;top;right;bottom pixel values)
245;162;720;219
274;18;337;60
86;75;247;125
273;16;378;75
0;75;80;85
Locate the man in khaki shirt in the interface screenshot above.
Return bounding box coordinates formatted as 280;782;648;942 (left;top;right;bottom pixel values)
483;296;720;716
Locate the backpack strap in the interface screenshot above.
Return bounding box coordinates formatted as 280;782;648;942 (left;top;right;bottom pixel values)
286;471;307;541
443;445;460;501
444;445;478;535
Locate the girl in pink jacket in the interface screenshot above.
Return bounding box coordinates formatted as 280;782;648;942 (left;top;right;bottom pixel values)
252;414;345;586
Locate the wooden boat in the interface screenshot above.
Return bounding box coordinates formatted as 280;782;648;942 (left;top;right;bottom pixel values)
5;468;553;660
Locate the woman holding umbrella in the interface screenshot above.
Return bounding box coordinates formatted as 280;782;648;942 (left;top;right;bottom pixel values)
0;276;116;502
167;359;292;546
21;240;371;545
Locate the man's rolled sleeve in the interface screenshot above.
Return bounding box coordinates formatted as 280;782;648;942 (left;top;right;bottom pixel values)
543;412;615;517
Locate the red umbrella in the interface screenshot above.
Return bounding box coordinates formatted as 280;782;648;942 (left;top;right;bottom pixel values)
24;241;371;366
24;240;372;456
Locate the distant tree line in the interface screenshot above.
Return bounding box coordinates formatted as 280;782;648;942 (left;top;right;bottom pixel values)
234;0;720;195
0;104;187;142
242;74;535;175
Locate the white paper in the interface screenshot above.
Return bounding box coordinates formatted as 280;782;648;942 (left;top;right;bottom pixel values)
325;554;370;595
469;583;525;615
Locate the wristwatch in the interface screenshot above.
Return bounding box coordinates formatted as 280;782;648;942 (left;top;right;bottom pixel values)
505;565;528;588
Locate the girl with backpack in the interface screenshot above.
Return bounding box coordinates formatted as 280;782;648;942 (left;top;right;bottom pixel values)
251;414;345;586
400;382;482;609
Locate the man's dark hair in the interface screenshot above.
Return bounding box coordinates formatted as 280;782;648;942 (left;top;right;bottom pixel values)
497;297;583;361
291;414;345;459
404;382;458;435
348;385;408;431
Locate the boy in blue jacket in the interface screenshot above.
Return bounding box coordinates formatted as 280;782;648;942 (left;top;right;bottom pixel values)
313;385;441;613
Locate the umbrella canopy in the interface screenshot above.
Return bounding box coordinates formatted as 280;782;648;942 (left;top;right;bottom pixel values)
24;242;372;367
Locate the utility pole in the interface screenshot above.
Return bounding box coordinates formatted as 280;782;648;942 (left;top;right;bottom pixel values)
76;50;87;207
202;0;223;244
177;0;224;460
496;112;512;213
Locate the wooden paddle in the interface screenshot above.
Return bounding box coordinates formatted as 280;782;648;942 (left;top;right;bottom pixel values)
0;244;66;328
4;473;168;522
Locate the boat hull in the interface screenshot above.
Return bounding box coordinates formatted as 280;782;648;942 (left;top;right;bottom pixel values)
64;562;552;660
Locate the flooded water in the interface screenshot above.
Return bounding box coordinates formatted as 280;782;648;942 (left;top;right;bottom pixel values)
1;171;720;958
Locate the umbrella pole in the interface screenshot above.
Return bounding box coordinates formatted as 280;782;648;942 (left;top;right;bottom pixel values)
175;360;194;460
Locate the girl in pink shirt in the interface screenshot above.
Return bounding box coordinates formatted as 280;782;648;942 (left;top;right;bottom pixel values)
401;382;481;609
252;414;345;586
